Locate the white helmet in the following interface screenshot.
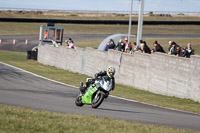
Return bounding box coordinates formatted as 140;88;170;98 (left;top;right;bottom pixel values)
107;66;115;78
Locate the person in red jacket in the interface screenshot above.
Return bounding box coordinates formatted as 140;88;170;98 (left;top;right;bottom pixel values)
124;38;132;53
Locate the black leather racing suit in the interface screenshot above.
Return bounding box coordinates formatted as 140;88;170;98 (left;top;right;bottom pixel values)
94;71;115;91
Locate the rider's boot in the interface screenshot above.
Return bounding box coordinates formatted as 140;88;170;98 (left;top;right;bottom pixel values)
79;82;86;94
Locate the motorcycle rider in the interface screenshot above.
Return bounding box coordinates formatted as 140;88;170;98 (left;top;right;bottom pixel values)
94;66;115;90
80;66;115;93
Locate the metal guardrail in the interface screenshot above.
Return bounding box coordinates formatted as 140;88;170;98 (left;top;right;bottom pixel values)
0;18;200;25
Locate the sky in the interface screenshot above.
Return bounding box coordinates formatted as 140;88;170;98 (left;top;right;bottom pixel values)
0;0;199;14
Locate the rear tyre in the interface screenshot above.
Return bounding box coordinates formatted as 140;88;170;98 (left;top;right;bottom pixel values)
75;95;84;107
91;92;104;109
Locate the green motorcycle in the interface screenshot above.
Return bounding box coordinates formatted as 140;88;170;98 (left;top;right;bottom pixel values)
75;76;113;108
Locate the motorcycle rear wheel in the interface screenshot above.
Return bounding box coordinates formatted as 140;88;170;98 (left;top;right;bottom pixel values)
75;95;84;107
91;92;104;109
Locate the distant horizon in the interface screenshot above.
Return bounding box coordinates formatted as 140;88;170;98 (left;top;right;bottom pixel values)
0;0;199;15
0;7;199;15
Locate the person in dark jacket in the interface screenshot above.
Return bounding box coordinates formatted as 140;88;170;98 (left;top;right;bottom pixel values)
115;39;125;52
80;66;115;94
168;41;179;55
143;41;151;54
104;39;116;51
180;47;187;57
185;43;194;58
152;40;165;53
94;66;115;90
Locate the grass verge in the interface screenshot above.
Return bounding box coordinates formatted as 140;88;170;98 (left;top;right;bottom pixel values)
0;104;197;133
0;22;200;35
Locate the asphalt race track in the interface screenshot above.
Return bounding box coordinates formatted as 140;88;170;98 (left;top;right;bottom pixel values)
0;62;200;131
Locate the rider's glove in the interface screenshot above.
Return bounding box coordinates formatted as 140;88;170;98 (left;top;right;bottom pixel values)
94;73;98;79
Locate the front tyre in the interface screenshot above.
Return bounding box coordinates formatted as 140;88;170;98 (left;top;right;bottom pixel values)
75;95;84;107
91;92;104;109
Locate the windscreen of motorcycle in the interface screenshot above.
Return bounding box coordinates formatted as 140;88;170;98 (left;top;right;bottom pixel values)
100;76;113;91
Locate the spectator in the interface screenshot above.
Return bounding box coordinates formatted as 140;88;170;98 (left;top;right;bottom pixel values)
168;41;172;54
185;43;194;58
168;41;179;55
139;40;151;54
104;39;116;51
124;38;132;53
65;38;76;49
176;46;181;56
180;47;187;57
115;39;125;52
43;30;48;39
143;41;151;54
133;42;140;53
152;40;165;53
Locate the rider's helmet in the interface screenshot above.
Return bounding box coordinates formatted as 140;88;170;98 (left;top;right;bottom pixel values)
107;66;115;78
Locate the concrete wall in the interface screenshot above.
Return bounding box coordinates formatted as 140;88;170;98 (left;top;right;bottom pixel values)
38;45;200;102
38;45;84;73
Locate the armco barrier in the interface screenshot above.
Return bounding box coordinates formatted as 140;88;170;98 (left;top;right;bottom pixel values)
38;44;200;102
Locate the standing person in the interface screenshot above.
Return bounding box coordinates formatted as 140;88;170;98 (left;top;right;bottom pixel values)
185;43;194;58
167;41;172;54
65;38;76;49
152;40;165;53
176;46;181;56
143;41;151;54
104;39;116;51
124;38;132;53
180;47;187;57
115;39;125;52
139;40;151;54
133;42;140;53
168;41;179;55
43;30;48;39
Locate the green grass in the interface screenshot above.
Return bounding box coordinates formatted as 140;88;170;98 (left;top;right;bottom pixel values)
0;50;200;115
1;22;200;35
0;104;197;133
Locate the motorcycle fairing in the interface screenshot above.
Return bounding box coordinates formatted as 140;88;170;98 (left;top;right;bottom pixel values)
82;85;98;104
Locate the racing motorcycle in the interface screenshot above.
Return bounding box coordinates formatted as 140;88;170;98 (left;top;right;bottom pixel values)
75;76;113;108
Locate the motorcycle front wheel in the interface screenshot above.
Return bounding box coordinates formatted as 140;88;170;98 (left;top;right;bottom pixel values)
91;92;104;109
75;95;84;107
